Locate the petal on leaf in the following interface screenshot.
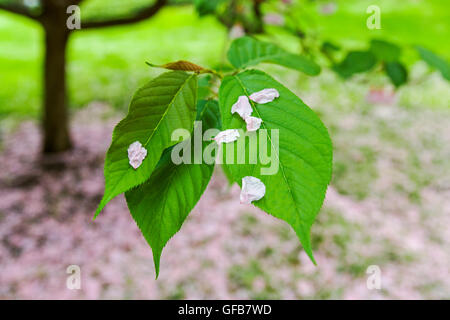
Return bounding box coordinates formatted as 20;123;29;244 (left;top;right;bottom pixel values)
240;176;266;204
227;36;321;76
245;116;262;132
231;95;253;119
213;129;240;144
127;141;148;169
95;71;198;218
219;69;333;263
249;88;280;104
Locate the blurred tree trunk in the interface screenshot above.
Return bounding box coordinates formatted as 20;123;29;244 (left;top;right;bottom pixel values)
42;14;71;153
0;0;168;154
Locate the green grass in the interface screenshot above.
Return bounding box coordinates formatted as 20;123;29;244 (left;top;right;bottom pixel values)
0;1;448;119
311;0;450;58
0;6;227;118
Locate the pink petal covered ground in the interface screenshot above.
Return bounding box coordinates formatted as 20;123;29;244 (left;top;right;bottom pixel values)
0;102;449;299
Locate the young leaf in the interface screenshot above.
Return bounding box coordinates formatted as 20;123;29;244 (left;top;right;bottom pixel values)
125;100;220;277
227;36;321;76
146;60;209;73
385;61;408;87
415;46;450;81
219;69;333;263
95;71;198;218
370;39;401;62
333;51;377;78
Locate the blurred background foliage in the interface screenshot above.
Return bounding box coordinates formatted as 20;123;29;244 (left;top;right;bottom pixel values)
0;0;448;119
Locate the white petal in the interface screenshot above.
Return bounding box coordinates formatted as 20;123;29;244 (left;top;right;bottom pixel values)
245;116;262;132
231;96;253;119
128;141;147;169
240;176;266;204
249;88;280;104
213;129;240;144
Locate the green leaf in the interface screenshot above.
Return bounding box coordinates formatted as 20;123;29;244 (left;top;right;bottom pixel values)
385;61;408;87
227;36;321;76
95;71;198;218
125;100;220;277
370;39;401;62
333;51;377;78
197;76;213;100
219;69;333;263
415;46;450;81
196;99;222;129
321;41;341;53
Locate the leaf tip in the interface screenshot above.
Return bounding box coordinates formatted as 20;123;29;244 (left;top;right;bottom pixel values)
306;249;318;266
295;224;317;266
153;250;162;280
93;198;107;220
93;207;101;220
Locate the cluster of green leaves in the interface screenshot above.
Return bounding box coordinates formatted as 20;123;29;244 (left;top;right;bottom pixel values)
332;39;406;87
96;36;332;277
329;39;449;88
190;0;450;89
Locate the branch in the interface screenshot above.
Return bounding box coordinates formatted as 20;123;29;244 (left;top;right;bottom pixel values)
81;0;167;29
0;2;42;21
252;0;264;33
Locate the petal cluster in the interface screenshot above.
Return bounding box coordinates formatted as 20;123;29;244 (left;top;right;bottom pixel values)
230;89;279;133
240;176;266;204
227;89;279;204
128;141;147;169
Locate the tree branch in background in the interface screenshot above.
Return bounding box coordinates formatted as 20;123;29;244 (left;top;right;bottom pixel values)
252;0;264;33
0;1;42;21
215;0;265;35
81;0;167;29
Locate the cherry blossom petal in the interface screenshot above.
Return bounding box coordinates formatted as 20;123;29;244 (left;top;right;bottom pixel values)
213;129;240;144
240;176;266;204
231;96;253;119
245;116;262;132
127;141;147;169
229;23;245;39
249;88;280;104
